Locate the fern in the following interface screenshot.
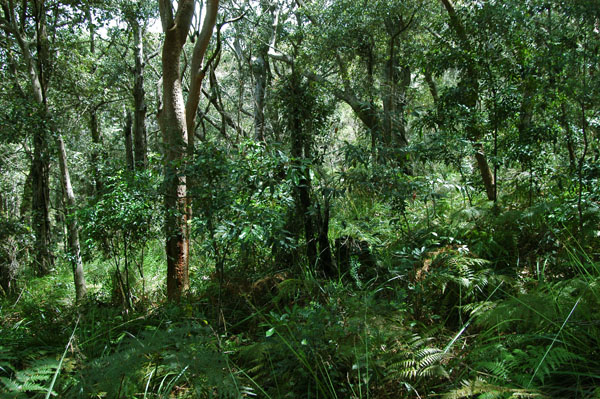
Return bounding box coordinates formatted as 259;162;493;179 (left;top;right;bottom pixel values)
350;256;362;289
443;378;544;399
237;341;272;378
386;333;449;384
0;358;59;398
459;275;594;398
416;247;501;327
78;321;240;398
274;278;321;305
0;346;16;376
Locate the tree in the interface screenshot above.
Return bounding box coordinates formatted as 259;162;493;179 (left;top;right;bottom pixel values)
265;3;337;275
439;0;496;201
251;0;276;142
1;0;88;300
0;0;54;275
292;0;420;165
57;135;87;302
122;1;155;170
157;0;219;300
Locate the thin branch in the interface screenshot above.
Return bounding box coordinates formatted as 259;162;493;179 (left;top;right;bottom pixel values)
391;11;416;41
201;87;245;137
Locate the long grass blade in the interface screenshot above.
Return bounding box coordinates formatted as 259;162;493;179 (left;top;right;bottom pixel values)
528;296;582;387
45;315;79;399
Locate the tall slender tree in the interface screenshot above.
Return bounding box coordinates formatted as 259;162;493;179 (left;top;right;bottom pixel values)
57;135;87;302
157;0;219;300
123;2;151;170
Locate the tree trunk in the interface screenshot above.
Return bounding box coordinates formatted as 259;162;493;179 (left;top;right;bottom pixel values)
20;168;32;223
124;111;134;171
132;19;148;170
89;109;104;193
382;17;411;153
468;132;495;201
424;67;439;104
31;120;53;275
316;198;335;276
252;0;274;141
382;57;395;148
382;59;411;151
561;103;577;170
252;53;268;141
291;116;317;267
394;66;411;149
474;147;496;201
57;135;87;302
288;72;318;269
87;8;105;194
2;0;70;274
0;238;19;297
158;0;218;300
159;14;194;300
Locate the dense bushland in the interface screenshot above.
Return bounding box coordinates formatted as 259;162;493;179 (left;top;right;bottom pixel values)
1;0;600;398
2;159;599;398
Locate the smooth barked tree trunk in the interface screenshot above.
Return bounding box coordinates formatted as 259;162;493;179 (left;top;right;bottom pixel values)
159;8;192;300
57;135;87;302
158;0;219;300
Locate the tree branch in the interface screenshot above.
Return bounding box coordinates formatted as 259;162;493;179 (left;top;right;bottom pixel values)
267;6;293;63
174;0;196;43
440;0;469;45
185;0;219;140
158;0;173;32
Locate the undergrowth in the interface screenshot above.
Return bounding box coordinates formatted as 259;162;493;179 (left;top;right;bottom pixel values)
2;173;600;398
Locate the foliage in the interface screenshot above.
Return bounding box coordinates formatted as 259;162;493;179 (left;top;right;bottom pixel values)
0;216;32;296
80;170;159;251
1;0;600;398
0;353;59;398
77;319;240;398
189;140;296;278
79;170;160;306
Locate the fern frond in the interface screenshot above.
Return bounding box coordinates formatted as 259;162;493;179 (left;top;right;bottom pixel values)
417;350;446;369
443;378;544;399
389;359;416;369
386;333;448;384
0;358;58;396
481;360;517;383
421;364;449;378
397;368;418;379
0;347;16;376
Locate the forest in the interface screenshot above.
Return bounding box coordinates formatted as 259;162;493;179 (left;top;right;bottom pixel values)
0;0;599;397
